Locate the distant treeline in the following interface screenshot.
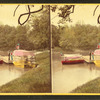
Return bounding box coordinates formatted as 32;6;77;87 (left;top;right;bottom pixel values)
1;6;100;51
0;23;100;51
0;25;34;51
53;24;100;51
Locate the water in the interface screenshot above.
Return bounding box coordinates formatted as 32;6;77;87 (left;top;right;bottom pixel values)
52;52;100;93
0;64;27;86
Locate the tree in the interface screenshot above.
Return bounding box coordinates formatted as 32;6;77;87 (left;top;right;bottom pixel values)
52;25;60;47
59;25;77;50
27;7;50;50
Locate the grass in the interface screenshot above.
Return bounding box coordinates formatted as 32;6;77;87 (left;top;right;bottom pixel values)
0;51;51;93
71;77;100;93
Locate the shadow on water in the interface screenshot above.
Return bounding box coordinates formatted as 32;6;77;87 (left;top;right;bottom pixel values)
52;52;100;93
0;63;31;86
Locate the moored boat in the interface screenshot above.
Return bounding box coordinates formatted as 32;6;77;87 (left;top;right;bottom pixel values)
93;49;100;67
62;59;84;64
13;50;37;68
0;60;3;64
94;60;100;67
61;54;84;64
13;60;37;68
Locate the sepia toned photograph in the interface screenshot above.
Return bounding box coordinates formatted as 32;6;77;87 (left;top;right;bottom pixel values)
0;5;51;93
52;4;100;93
1;4;100;94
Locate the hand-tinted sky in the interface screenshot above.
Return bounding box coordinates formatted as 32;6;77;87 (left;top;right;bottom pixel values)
0;4;100;27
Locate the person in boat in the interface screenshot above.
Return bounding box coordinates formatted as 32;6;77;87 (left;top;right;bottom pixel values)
97;43;100;49
24;56;29;68
30;56;35;64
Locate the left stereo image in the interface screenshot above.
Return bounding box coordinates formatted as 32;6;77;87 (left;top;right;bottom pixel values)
0;5;51;93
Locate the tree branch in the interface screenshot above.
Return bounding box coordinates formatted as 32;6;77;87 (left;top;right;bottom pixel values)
93;5;99;16
18;5;31;25
13;5;20;16
14;5;44;25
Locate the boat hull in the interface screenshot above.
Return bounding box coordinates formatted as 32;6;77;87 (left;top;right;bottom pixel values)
94;60;100;67
13;60;37;68
0;60;3;64
62;60;84;64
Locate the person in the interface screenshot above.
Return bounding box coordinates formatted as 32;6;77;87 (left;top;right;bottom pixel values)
89;51;94;61
24;56;29;68
91;51;94;60
16;43;20;50
97;43;100;49
10;51;13;61
89;51;91;61
8;51;10;61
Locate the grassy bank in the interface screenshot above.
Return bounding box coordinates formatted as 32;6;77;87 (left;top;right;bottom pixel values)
71;77;100;93
0;51;51;93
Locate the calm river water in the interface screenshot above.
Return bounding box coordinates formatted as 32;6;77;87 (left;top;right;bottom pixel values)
0;63;28;86
52;52;100;93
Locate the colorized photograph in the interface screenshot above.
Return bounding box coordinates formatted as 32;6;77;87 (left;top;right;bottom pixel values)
0;5;51;93
51;4;100;93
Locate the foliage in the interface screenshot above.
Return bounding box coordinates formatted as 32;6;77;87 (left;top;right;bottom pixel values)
52;25;60;47
71;77;100;93
0;25;34;51
59;25;77;51
56;23;100;51
27;6;50;50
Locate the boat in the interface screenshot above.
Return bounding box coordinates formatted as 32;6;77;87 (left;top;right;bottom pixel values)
93;49;100;67
62;59;84;64
94;60;100;67
13;50;37;68
61;54;84;64
0;60;3;64
13;59;37;68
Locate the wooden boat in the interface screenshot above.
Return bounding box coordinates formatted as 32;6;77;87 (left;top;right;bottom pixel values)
61;54;84;64
62;59;84;64
94;60;100;67
13;50;37;68
93;49;100;67
13;60;37;68
0;60;3;64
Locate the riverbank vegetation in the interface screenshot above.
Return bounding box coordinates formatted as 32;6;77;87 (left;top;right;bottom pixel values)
71;77;100;93
0;51;51;93
52;24;100;52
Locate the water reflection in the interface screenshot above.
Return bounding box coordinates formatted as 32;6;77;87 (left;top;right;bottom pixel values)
52;53;100;93
0;64;28;86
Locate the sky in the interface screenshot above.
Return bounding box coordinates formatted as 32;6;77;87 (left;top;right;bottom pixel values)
0;4;100;27
51;5;100;26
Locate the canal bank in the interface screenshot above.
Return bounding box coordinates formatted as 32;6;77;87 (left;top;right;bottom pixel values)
0;51;51;93
71;77;100;93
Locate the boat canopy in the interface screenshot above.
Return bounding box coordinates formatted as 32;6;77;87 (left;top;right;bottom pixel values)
13;50;34;56
63;54;82;57
94;49;100;55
